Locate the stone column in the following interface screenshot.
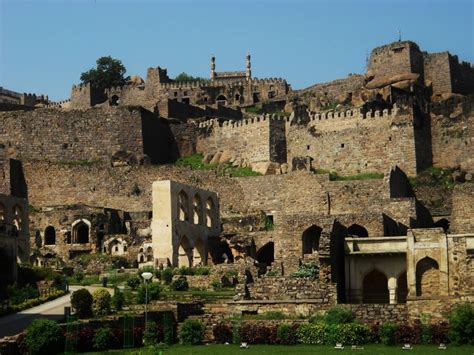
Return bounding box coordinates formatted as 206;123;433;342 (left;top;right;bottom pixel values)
388;277;398;304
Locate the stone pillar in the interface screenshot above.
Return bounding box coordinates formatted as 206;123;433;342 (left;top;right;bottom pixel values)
388;277;398;304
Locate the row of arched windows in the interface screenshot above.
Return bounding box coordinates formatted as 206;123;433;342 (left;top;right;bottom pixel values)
178;191;215;227
0;203;23;232
41;220;90;246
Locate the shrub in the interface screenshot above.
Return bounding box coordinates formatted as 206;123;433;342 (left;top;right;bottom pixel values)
137;282;161;304
143;321;158;346
239;322;278;344
161;268;174;285
448;303;474;345
92;289;111;316
112;286;125;311
77;327;95;353
71;288;93;318
171;276;189;291
308;312;325;324
127;275;141;290
7;285;39;305
431;321;449;344
394;323;421;345
111;256;129;269
325;306;355;325
26;319;62;354
277;323;298;345
93;327;115;350
326;323;372;345
291;262;319;279
178;266;194;276
211;280;222;290
194;266;211;276
379;322;398;345
74;272;84;283
297;323;327;345
213;323;233;344
180;319;205;345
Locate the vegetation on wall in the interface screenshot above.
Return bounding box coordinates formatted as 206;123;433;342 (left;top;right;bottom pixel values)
175;153;261;177
174;72;207;82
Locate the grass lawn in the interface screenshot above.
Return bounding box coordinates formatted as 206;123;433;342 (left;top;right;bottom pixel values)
86;344;474;354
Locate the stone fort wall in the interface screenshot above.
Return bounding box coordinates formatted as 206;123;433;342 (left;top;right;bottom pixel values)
0;107;176;164
430;96;474;172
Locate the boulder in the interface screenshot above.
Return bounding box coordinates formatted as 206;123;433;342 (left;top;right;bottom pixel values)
232;157;242;167
365;73;420;90
465;173;472;182
219;150;233;164
280;163;289;174
202;153;213;164
209;152;222;165
251;162;281;175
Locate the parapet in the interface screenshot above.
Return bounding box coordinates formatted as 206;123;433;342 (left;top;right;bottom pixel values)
307;104;400;122
198;113;291;129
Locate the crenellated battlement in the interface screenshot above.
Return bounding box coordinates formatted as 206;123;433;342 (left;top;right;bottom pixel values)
198;113;291;129
158;77;286;90
308;105;399;121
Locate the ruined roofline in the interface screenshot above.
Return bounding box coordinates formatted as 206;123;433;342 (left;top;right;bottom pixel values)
370;40;421;54
298;74;364;93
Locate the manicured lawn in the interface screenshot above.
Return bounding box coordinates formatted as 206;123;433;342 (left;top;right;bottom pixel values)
86;344;474;354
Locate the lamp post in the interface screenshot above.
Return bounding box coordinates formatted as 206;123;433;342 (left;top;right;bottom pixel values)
141;272;153;327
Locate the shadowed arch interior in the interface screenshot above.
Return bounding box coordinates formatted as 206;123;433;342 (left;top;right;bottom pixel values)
362;269;389;303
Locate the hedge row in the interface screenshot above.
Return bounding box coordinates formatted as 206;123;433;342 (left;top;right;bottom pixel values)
213;321;453;345
0;290;66;317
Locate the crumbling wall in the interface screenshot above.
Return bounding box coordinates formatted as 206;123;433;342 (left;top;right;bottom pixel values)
451;184;474;234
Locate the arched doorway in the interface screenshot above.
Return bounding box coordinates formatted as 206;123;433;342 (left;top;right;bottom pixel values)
73;221;90;244
302;225;322;255
416;257;439;297
256;242;274;266
362;269;389;303
146;246;153;262
216;94;227;106
44;226;56;245
397;271;408;303
347;224;369;238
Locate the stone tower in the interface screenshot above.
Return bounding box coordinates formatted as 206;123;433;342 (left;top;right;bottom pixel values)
246;52;251;80
210;55;216;81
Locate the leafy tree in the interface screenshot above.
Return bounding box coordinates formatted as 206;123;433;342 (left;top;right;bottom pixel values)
174;72;206;82
80;56;127;91
448;303;474;345
112;286;125;311
92;288;111;316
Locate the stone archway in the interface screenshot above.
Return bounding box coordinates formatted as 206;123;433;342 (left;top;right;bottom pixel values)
347;224;369;238
193;238;205;266
302;225;322;255
416;257;439;297
362;269;389;303
178;236;192;267
44;226;56;245
72;220;90;244
256;242;274;266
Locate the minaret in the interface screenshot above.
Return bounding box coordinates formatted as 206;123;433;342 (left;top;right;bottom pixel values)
246;52;251;80
210;55;216;81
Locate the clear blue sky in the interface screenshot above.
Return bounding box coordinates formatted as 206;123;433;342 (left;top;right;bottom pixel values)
1;0;473;100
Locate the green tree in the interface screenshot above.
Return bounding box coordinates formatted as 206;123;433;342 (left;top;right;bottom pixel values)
71;288;93;318
26;319;62;354
92;288;111;316
174;72;206;82
80;56;127;91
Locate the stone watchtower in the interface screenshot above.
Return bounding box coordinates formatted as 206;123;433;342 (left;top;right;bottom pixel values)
210;56;216;81
246;52;251;80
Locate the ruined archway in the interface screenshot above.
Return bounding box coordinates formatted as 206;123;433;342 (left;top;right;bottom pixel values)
44;226;56;245
178;190;189;221
216;94;227;106
362;269;389;303
193;194;202;225
205;197;214;228
347;224;368;238
416;257;439;297
256;242;274;266
146;246;153;262
302;225;322;255
73;220;90;244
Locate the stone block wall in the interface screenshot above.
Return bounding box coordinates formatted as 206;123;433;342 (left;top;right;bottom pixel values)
451;184;474;234
368;41;422;78
430;98;473;171
298;74;365;101
286;106;423;176
423;52;452;96
196;115;288;165
0;107;175;164
350;304;408;324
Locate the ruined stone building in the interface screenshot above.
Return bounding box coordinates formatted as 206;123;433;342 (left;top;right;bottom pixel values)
0;39;473;321
0;156;29;295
